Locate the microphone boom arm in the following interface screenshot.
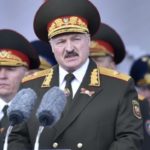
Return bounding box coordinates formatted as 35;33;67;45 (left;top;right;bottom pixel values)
3;125;13;150
34;126;44;150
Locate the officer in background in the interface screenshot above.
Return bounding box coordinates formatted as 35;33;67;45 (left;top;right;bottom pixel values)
8;0;143;149
90;23;126;70
130;55;150;150
0;29;40;150
31;40;57;70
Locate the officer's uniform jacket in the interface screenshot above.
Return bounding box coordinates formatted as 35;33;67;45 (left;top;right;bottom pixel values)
0;111;9;150
139;97;150;150
8;60;143;150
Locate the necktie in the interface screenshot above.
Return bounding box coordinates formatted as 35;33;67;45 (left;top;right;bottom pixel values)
1;105;9;127
64;73;75;99
63;73;75;115
3;105;8;116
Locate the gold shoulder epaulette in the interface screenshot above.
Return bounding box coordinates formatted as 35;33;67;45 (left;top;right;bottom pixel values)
138;94;145;101
22;68;52;83
99;67;130;81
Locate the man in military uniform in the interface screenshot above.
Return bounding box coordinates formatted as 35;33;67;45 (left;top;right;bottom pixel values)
90;23;126;69
0;29;40;150
130;55;150;150
8;0;143;150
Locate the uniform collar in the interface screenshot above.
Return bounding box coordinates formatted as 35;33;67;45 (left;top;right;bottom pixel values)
0;98;10;112
0;97;11;119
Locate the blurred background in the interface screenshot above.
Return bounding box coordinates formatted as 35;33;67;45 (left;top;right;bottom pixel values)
0;0;150;73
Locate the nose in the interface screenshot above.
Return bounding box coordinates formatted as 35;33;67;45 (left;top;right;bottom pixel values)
65;40;74;52
0;68;7;79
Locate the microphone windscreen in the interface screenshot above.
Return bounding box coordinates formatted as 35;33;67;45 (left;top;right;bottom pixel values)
7;88;37;125
36;86;67;127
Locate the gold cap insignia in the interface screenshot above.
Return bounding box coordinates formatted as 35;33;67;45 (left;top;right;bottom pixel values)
138;73;150;86
0;49;29;67
90;40;114;57
47;16;89;38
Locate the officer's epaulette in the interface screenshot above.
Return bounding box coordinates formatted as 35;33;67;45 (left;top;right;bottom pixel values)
22;68;52;83
138;94;145;101
99;67;130;81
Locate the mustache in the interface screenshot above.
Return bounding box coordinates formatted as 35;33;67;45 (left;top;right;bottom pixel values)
64;50;78;58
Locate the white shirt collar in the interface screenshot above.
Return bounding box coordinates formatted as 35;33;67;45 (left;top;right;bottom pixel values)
0;97;8;112
73;58;89;83
0;97;11;120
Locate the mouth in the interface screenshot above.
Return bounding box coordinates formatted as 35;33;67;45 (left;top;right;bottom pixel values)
0;84;8;88
65;52;78;59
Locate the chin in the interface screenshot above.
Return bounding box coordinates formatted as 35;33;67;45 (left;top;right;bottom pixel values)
65;65;78;72
0;90;10;95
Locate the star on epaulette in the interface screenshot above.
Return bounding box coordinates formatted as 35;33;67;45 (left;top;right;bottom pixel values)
22;68;53;83
99;66;130;81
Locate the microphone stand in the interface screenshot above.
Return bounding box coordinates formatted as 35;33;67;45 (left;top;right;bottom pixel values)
3;125;13;150
34;126;44;150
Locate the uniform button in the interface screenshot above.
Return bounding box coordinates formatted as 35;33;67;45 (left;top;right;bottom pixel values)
77;143;83;148
52;142;58;148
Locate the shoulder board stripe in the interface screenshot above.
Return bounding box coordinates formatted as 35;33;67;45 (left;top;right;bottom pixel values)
99;67;130;81
22;68;53;83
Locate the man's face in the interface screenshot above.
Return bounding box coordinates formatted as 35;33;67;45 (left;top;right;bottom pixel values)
91;55;116;70
0;66;28;102
50;33;90;72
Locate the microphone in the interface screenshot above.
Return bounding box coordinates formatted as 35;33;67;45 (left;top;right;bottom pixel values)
34;86;67;150
36;86;67;127
3;88;37;150
7;88;37;126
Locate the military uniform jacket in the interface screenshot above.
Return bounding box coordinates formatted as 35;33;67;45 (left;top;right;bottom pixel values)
139;99;150;150
8;60;143;150
0;115;9;150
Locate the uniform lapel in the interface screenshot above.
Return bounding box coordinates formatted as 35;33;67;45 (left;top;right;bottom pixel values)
0;113;9;148
53;59;103;141
50;65;59;86
41;65;59;88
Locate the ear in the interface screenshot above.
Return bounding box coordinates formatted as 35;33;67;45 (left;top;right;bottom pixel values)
49;40;54;53
110;61;116;70
87;34;91;47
